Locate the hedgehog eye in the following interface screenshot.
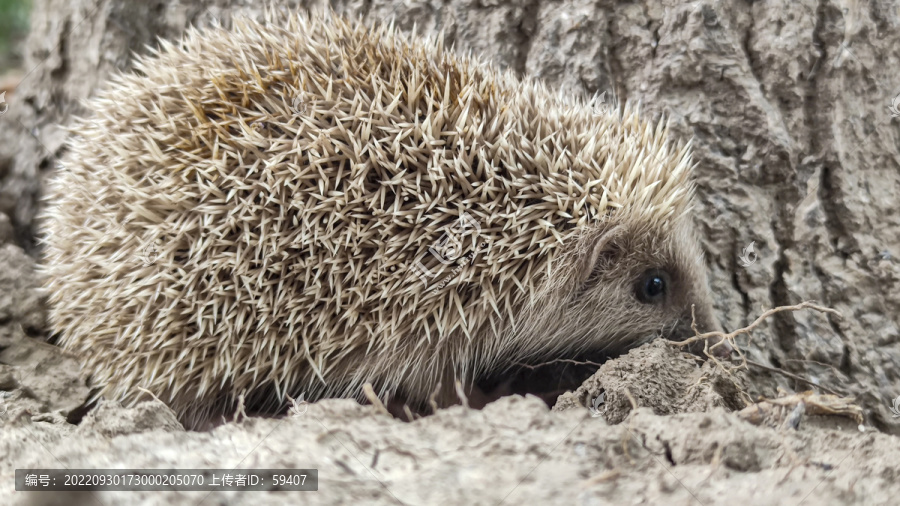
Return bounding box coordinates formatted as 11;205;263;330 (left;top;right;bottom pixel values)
636;270;669;303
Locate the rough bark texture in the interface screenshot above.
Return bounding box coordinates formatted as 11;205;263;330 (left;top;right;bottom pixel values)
0;0;899;504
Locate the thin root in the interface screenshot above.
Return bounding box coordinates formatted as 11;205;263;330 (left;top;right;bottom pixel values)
670;301;841;377
455;380;470;409
136;387;164;404
233;393;247;423
428;382;442;415
362;383;390;416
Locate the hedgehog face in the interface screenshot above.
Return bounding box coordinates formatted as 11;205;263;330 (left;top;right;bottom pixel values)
469;217;724;407
568;218;723;356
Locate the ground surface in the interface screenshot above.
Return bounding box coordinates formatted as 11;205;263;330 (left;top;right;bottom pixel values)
1;0;899;504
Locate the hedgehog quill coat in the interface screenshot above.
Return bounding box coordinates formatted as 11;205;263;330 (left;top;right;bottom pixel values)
42;11;722;427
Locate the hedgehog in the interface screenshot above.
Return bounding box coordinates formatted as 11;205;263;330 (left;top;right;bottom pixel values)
40;10;727;428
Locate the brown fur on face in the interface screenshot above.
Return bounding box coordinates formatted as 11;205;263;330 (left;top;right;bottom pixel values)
571;217;722;353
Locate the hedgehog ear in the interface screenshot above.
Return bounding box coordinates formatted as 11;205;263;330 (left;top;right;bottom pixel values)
574;224;626;286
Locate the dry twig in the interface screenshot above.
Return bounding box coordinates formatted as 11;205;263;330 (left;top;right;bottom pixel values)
402;405;415;422
738;390;863;426
455;380;470;410
745;359;845;396
233;393;247;423
362;382;390;415
511;358;606;370
137;386;164;404
620;387;640;462
428;382;442;415
669;302;842;373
